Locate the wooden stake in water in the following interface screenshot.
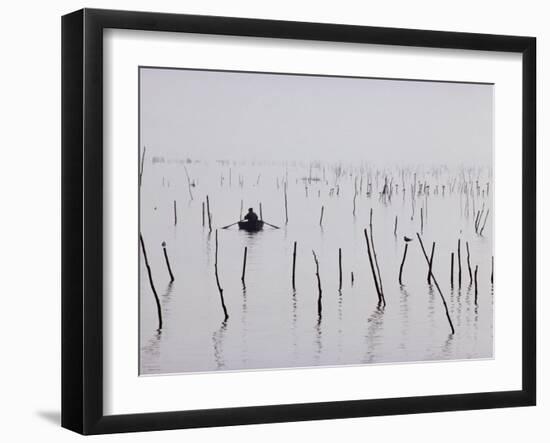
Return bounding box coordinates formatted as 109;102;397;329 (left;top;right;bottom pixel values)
399;243;408;285
394;215;398;236
312;250;322;317
214;230;229;321
139;234;162;330
364;228;383;305
369;209;384;301
161;241;174;283
183;164;194;201
206;195;212;232
491;256;494;284
284;182;289;224
173;200;177;226
241;246;247;284
474;264;479;305
292;241;297;290
457;239;462;289
353;180;358;216
201;201;205;227
451;252;455;288
466;241;473;285
338;248;342;291
427;242;435;284
479;209;490;236
259;202;263;220
351;272;355;286
139;146;146;187
319;206;324;226
417;233;455;334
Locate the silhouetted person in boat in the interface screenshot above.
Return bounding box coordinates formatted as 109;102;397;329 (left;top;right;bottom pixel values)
244;208;259;223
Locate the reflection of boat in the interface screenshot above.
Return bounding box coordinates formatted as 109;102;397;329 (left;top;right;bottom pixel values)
238;220;264;232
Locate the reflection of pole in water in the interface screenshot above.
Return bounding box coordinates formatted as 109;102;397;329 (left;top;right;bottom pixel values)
240;284;248;366
363;304;385;364
314;315;323;363
212;321;228;370
398;286;410;352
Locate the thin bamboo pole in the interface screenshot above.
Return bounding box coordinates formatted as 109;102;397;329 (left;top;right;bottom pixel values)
417;233;455;334
139;234;162;330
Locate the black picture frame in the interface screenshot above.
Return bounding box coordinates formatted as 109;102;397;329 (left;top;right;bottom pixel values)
62;8;536;435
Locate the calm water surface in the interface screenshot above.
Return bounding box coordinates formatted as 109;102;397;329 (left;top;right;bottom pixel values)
139;161;493;375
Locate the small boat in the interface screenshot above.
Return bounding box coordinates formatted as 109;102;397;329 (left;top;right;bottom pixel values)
238;220;264;232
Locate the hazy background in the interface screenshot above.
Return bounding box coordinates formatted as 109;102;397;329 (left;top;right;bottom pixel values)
140;67;493;165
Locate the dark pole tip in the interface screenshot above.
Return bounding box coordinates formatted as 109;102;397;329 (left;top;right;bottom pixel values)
162;241;166;247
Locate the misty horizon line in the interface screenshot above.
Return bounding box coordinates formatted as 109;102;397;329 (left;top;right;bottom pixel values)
144;153;493;170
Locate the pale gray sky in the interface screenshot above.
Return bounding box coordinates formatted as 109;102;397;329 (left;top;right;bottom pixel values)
140;67;493;165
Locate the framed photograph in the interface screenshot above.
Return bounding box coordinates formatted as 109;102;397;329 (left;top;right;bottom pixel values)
62;8;536;434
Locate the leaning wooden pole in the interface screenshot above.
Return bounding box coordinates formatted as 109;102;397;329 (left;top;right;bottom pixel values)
364;228;384;305
474;264;479;305
214;230;229;321
161;241;175;283
399;243;408;285
427;242;435;284
369;209;384;300
466;241;473;285
183;164;194;201
206;195;212;232
292;241;297;290
417;233;455;335
139;146;146;187
479;209;490;236
338;248;343;291
139;234;162;330
284;182;289;224
173;200;177;226
241;246;248;284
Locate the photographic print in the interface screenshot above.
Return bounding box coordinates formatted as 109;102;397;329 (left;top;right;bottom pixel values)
138;67;494;375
